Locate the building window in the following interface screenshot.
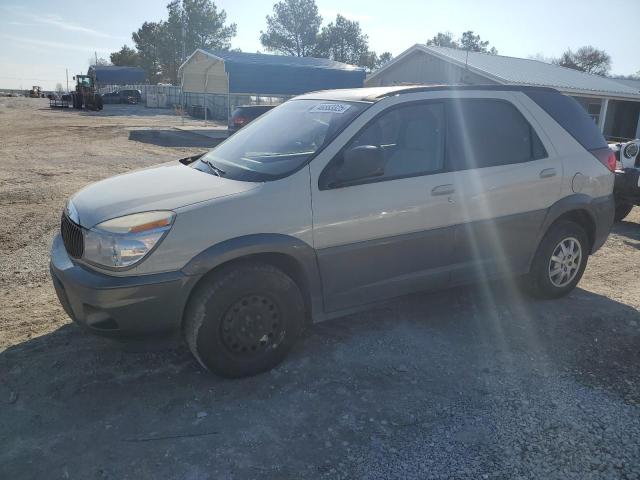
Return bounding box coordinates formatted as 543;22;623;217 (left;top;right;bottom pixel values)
572;96;602;125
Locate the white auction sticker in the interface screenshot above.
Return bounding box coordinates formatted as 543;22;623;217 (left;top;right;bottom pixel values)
309;103;351;114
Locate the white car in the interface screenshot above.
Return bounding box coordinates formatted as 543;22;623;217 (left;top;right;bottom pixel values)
51;85;615;377
610;139;640;222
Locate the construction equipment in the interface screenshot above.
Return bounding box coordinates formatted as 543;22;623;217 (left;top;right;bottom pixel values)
28;86;43;98
70;75;103;111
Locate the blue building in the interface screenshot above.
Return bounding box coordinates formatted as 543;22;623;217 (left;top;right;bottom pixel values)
179;49;365;97
88;66;146;86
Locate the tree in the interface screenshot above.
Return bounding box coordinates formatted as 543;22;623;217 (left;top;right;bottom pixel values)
426;32;459;48
260;0;322;56
376;51;393;68
88;57;111;67
553;46;611;76
132;21;163;83
129;1;236;84
110;45;141;67
459;31;497;54
159;0;236;83
316;15;369;65
426;31;497;54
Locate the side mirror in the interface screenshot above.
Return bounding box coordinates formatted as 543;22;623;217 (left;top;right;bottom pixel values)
333;145;385;186
72;76;76;80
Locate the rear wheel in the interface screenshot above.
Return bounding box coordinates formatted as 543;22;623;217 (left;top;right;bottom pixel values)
522;221;589;299
183;262;305;378
614;201;633;222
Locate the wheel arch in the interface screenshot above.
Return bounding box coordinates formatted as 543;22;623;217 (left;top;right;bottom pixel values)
181;234;324;325
534;194;601;263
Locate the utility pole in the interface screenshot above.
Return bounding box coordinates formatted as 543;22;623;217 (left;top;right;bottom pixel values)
95;51;98;67
66;68;68;93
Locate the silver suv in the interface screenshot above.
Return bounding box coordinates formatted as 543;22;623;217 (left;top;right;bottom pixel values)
50;85;615;377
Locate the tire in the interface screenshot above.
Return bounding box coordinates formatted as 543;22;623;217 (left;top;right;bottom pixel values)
522;221;589;299
614;202;633;223
183;262;305;378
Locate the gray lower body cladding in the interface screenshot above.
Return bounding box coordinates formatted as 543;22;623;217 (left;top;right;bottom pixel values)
317;195;614;312
50;235;197;336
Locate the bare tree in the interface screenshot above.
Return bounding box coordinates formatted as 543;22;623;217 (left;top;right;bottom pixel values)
553;46;611;76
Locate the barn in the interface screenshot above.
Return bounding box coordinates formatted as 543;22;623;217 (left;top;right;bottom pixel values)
88;66;146;87
179;49;366;120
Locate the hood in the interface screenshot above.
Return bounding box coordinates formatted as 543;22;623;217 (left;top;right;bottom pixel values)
70;162;258;228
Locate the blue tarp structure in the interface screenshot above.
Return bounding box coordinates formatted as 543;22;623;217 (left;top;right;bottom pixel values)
89;66;146;85
208;51;365;95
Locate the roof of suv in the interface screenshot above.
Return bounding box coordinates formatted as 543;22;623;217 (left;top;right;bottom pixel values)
296;84;560;103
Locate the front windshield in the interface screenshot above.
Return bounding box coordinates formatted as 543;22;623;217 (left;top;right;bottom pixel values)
197;99;369;182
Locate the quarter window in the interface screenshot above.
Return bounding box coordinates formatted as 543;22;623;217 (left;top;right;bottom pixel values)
446;99;547;171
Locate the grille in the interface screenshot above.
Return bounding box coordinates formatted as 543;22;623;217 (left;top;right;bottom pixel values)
61;213;84;258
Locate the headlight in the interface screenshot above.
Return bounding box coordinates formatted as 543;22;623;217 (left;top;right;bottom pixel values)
82;211;175;269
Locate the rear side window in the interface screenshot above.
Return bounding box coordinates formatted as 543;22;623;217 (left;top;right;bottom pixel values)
447;99;547;171
525;90;607;151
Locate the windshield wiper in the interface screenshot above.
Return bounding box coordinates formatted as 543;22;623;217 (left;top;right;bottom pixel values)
202;159;226;177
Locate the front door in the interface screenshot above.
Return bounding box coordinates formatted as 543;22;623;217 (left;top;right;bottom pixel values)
310;101;457;312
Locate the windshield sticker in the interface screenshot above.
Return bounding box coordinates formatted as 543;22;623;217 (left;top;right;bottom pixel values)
309;103;351;114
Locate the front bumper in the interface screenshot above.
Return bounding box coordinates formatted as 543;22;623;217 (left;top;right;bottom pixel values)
50;234;197;336
614;168;640;205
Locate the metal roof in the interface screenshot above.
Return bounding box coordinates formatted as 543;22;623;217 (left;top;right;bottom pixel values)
89;66;145;85
613;78;640;92
368;44;640;100
208;50;364;71
182;49;365;96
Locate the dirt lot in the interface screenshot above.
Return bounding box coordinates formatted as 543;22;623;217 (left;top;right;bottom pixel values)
1;98;640;479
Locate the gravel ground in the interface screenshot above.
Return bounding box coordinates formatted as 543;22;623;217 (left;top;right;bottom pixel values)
1;98;639;479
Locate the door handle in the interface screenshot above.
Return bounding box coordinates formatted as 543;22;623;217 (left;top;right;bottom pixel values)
431;184;455;196
540;168;557;178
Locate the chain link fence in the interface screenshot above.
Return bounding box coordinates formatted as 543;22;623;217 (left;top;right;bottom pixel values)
97;84;289;124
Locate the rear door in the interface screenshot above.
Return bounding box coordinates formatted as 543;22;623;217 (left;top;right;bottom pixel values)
310;97;457;312
444;93;562;282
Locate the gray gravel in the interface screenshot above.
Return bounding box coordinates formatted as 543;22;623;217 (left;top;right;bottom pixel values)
1;98;640;479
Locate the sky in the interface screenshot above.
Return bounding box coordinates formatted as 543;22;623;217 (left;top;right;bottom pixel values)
1;0;638;90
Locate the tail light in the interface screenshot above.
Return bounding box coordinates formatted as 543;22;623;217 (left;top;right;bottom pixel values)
233;116;247;126
591;147;616;173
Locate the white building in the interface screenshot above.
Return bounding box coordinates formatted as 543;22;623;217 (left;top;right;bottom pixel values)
366;45;640;141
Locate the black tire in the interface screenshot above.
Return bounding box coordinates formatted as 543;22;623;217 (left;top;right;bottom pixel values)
614;202;633;223
183;262;305;378
522;221;589;299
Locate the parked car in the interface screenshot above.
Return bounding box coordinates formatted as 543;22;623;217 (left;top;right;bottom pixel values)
610;139;640;221
119;89;142;104
101;91;121;104
101;89;142;105
228;105;276;134
50;85;615;377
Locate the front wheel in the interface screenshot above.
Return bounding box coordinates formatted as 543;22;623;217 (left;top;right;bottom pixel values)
183;262;305;378
522;221;589;299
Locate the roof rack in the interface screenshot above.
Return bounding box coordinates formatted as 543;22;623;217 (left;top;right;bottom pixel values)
369;84;560;101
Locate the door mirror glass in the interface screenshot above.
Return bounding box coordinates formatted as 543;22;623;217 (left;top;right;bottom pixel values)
334;145;385;185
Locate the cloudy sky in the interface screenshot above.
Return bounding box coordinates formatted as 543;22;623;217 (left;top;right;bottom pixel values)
1;0;638;90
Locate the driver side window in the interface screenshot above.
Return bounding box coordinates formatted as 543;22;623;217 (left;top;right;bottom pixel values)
323;102;446;188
